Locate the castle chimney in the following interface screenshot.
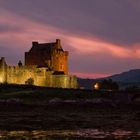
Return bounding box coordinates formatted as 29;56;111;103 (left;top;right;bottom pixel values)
32;41;38;46
56;39;61;49
56;39;61;45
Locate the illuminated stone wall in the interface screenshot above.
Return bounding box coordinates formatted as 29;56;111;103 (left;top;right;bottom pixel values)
50;75;77;88
51;51;68;74
0;57;78;88
6;66;49;87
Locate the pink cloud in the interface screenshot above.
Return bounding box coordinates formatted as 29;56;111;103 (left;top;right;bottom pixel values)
0;9;140;59
66;36;138;58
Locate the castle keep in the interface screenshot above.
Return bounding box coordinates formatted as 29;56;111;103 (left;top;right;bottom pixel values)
25;39;68;74
0;39;78;88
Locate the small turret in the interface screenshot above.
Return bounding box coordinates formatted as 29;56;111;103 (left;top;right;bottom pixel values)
18;60;23;67
0;57;7;83
0;57;7;68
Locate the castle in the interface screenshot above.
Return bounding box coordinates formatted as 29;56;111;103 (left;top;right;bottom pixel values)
0;39;78;88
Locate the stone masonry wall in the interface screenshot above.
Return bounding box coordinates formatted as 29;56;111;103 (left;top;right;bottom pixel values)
0;58;78;88
51;51;68;74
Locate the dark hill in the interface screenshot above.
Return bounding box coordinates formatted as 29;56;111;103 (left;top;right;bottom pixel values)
107;69;140;83
78;69;140;89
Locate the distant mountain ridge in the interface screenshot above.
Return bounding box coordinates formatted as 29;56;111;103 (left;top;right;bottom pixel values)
107;69;140;83
78;69;140;89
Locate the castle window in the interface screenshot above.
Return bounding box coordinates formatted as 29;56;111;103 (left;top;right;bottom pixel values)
60;64;63;70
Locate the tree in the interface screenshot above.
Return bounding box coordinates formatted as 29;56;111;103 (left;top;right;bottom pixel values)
25;78;34;85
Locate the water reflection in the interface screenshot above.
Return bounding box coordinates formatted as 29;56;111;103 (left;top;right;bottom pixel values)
0;129;140;139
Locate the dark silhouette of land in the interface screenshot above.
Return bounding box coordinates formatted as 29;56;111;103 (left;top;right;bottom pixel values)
78;69;140;89
0;84;140;139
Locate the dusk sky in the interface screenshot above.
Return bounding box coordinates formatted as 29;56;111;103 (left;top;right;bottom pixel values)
0;0;140;78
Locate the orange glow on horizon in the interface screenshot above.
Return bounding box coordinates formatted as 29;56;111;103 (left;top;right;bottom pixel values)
70;72;111;79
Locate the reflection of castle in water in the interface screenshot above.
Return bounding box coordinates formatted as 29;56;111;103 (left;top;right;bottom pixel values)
0;39;78;88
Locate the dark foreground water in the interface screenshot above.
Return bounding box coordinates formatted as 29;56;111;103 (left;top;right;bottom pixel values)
1;129;140;139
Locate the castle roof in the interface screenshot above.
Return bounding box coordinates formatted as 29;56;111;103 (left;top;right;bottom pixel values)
29;39;63;54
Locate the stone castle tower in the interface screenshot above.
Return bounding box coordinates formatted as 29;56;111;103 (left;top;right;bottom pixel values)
25;39;68;74
0;39;78;88
0;57;7;83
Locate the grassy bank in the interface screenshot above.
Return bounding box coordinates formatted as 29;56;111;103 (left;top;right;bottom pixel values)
0;84;111;104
